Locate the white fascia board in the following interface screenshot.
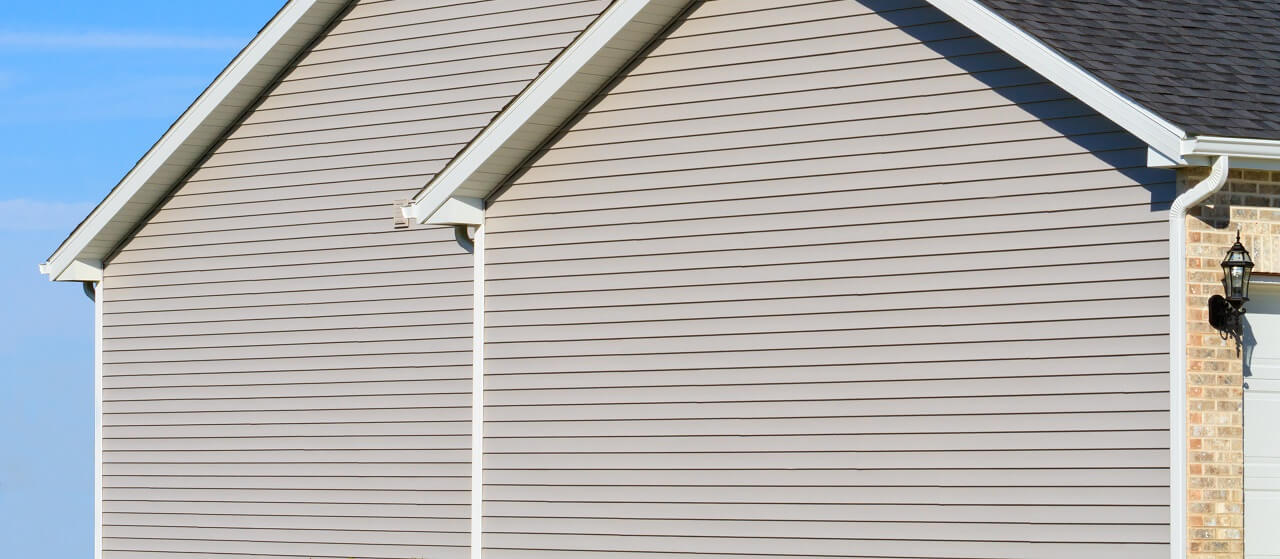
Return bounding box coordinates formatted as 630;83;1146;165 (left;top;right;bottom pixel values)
40;0;349;282
424;197;485;226
927;0;1188;161
401;0;690;225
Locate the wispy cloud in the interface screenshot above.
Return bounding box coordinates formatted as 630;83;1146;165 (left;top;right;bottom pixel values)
0;30;245;50
0;199;94;232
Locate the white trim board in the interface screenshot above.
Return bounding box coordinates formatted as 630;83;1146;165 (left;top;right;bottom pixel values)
38;0;350;282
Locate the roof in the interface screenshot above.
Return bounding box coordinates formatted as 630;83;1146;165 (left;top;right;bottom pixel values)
979;0;1280;141
40;0;1280;281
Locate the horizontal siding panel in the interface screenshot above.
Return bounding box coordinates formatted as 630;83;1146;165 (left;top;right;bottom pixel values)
104;421;471;439
640;20;971;76
482;373;1169;406
484;152;1159;216
102;407;473;427
105;324;468;351
484;449;1170;470
485;468;1168;487
104;310;469;340
536;98;1099;169
269;47;563;97
111;231;454;264
483;337;1168;374
484;296;1165;340
586;60;1039;122
479;535;1164;559
202;128;480;168
484;356;1168;391
314;2;608;56
484;391;1168;421
105;512;466;532
102;292;471;326
104;462;471;478
102;499;466;518
103;278;471;312
106;238;464;277
484;317;1167;359
482;485;1168;506
103;391;471;413
337;0;572;31
103;450;471;465
102;538;465;559
482;501;1162;525
667;1;909;38
484;242;1168;294
285;31;582;81
104;435;468;452
481;431;1165;454
486;260;1166;312
105;525;467;546
239;82;525;127
484;410;1169;438
219;112;494;153
103;378;469;400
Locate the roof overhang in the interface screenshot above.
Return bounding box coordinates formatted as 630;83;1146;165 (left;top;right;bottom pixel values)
45;0;1280;283
39;0;350;282
930;0;1280;172
399;0;689;226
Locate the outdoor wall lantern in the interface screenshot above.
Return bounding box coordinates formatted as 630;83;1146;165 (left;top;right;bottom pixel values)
1208;231;1254;339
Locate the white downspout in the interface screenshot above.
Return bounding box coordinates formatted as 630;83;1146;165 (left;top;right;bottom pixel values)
1168;154;1230;558
93;280;103;559
470;222;485;559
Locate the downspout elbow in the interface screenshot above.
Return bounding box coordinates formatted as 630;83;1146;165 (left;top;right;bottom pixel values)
454;224;475;253
1171;155;1230;219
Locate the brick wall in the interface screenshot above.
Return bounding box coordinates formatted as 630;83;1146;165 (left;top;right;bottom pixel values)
1184;168;1280;558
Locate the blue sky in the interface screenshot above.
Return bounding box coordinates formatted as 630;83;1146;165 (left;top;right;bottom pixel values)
0;3;285;556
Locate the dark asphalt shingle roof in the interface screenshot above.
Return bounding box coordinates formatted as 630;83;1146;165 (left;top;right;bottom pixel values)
978;0;1280;140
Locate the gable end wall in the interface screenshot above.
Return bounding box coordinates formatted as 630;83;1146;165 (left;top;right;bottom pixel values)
482;1;1177;556
96;1;609;557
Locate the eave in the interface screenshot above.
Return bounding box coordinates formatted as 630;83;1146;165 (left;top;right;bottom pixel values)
39;0;350;282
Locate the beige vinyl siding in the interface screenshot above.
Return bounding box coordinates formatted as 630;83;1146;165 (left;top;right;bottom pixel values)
98;1;608;558
482;1;1174;557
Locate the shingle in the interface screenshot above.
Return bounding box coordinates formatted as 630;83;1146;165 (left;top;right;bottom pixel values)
979;0;1280;140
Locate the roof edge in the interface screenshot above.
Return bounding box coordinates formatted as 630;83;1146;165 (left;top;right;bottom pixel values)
40;0;350;282
927;0;1189;160
400;0;691;226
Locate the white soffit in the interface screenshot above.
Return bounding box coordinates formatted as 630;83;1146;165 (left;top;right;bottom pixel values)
400;0;691;225
39;0;350;282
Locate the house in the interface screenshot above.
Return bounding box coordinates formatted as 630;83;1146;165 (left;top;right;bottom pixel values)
38;0;1280;557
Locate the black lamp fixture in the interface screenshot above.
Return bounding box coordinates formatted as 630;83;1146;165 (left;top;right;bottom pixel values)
1208;231;1254;339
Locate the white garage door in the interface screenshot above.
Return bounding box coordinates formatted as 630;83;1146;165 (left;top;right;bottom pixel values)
1246;282;1280;558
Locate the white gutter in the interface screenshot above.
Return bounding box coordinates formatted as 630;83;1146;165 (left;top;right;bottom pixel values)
1168;154;1230;559
1180;136;1280;172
